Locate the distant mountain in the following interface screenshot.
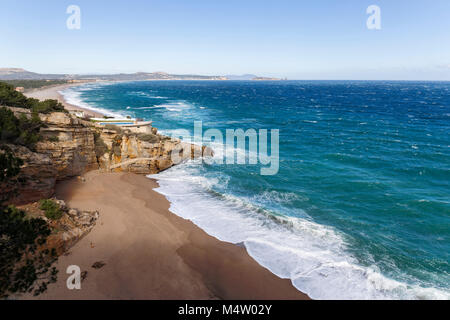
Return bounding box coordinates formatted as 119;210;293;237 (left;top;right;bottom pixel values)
0;68;66;80
252;76;282;81
0;68;284;81
0;68;227;81
225;74;258;80
0;68;28;75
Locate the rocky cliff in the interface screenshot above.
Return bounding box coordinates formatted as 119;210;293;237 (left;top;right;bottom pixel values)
4;107;212;205
1;144;57;204
17;199;99;256
97;127;212;174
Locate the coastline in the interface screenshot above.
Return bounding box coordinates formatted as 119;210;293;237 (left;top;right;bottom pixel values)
24;82;106;118
23;83;310;300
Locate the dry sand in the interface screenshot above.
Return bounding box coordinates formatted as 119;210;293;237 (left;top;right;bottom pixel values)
27;171;308;300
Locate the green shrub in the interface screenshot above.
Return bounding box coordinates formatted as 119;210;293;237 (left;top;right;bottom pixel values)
47;135;59;142
0;145;58;298
110;135;122;157
0;146;23;182
0;145;24;205
104;124;123;134
0;205;58;298
137;133;160;143
39;199;63;220
31;99;65;114
0;107;42;150
0;81;65;113
93;132;109;158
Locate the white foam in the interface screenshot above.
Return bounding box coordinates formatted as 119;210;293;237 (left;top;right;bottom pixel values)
59;84;128;118
148;162;450;300
127;91;167;99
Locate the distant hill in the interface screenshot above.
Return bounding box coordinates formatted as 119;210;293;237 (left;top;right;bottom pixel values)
252;76;282;81
0;68;227;81
225;74;258;80
0;68;283;81
0;68;66;80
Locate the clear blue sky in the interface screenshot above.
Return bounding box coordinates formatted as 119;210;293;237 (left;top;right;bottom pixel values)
1;0;449;80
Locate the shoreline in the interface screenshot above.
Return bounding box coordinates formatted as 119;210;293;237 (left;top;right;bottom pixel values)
25;82;107;118
23;82;310;300
24;171;308;299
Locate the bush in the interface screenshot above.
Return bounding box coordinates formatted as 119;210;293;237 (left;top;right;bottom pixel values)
0;146;58;298
0;146;23;182
104;124;123;134
0;82;30;108
46;135;59;142
0;205;58;298
0;146;24;204
0;107;42;150
0;81;65;113
39;199;63;220
137;133;160;143
93;132;109;158
31;99;65;114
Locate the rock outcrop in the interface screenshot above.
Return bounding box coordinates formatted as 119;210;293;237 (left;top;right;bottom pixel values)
36;112;98;179
17;199;99;256
97;128;213;174
1;144;57;204
4;107;213;204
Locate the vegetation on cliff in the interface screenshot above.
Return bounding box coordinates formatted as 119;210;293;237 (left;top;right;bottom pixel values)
0;116;59;297
39;199;63;221
0;154;58;298
0;81;65;113
93;131;109;158
0;205;58;298
0;107;43;150
0;146;23;183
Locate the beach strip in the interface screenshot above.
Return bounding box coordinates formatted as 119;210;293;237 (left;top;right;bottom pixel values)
25;82;106;118
21;83;309;300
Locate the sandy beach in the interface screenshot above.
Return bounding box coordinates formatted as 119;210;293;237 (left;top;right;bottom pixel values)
25;172;308;300
25;83;106;118
22;83;309;300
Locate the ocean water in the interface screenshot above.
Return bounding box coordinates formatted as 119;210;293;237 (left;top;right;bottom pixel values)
61;81;450;299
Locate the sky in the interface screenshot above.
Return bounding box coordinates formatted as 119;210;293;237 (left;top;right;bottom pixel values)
1;0;450;80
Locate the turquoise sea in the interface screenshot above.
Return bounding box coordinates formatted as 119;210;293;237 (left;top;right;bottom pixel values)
61;81;449;299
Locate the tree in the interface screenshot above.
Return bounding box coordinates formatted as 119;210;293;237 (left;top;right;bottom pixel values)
0;107;43;150
0;146;23;182
0;145;58;298
0;205;58;298
0;81;65;113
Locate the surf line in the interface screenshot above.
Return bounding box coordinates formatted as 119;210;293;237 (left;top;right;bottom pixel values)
170;120;280;176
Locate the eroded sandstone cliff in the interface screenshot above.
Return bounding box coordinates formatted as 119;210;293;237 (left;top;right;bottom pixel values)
3;107;212;205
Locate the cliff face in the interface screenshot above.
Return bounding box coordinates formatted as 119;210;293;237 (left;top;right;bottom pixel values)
97;128;212;174
1;144;57;204
17;199;99;256
4;108;212;205
36;112;98;179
